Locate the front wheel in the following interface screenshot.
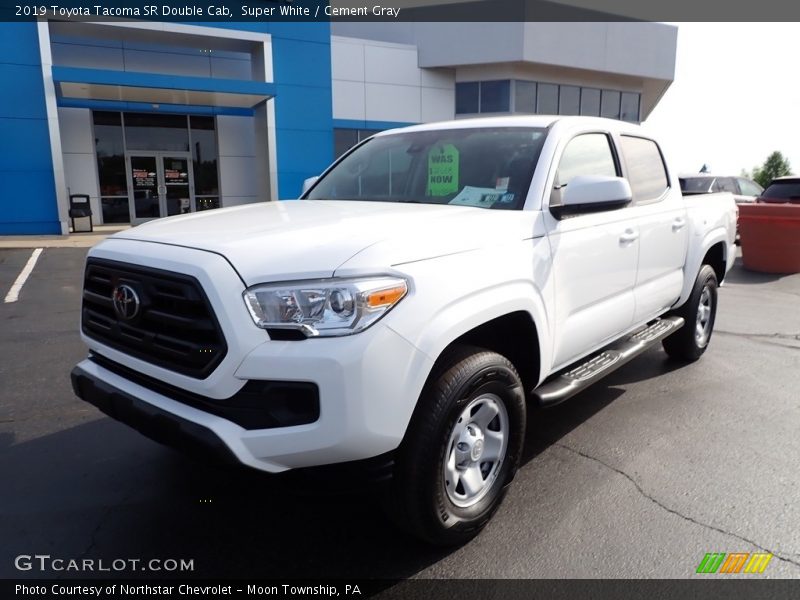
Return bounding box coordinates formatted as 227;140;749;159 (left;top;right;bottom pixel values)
662;264;718;362
387;346;526;546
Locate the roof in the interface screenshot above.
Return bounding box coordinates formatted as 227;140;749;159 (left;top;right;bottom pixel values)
374;115;644;136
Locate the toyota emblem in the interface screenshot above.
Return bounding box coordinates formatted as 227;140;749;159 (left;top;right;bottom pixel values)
112;284;140;320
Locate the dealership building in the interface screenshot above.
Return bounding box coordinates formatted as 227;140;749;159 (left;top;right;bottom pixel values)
0;18;677;234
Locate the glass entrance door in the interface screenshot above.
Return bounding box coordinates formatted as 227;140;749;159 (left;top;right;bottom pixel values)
126;152;195;224
162;155;192;217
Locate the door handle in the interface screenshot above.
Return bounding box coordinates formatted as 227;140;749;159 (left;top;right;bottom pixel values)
672;217;686;231
619;229;639;244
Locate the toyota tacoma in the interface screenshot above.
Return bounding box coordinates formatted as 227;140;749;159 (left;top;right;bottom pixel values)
72;116;737;545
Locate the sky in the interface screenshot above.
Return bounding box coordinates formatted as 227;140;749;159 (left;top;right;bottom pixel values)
644;23;800;177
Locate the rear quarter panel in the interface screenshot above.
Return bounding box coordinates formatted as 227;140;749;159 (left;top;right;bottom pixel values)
675;192;737;307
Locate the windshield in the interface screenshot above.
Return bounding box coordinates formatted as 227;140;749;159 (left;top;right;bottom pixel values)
679;177;715;194
306;127;548;210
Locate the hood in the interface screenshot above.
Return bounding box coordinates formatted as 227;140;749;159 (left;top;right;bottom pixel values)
112;200;537;285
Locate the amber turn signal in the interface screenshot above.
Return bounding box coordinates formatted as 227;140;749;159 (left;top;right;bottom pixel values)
366;283;407;308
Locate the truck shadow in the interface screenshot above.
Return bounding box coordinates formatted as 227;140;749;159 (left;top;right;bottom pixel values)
522;345;684;463
724;256;787;284
1;348;684;581
1;420;449;580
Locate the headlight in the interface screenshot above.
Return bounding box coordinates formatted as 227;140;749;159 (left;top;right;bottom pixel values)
243;277;408;337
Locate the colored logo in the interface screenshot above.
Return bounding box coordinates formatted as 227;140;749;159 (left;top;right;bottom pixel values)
696;552;773;574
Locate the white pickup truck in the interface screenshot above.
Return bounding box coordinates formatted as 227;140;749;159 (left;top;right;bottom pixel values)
72;116;737;545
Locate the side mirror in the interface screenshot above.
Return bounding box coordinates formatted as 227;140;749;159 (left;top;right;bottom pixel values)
552;175;632;219
301;176;319;195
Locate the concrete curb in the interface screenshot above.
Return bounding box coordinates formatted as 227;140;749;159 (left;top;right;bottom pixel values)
0;227;129;249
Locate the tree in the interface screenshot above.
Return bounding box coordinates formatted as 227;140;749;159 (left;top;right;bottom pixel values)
752;151;792;188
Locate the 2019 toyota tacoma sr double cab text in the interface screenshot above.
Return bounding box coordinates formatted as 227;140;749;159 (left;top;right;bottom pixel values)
72;116;737;545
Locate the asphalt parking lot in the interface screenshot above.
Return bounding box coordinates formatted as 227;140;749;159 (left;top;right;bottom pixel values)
1;247;799;580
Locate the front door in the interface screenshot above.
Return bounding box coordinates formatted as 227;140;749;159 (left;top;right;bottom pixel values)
545;132;638;370
127;152;194;224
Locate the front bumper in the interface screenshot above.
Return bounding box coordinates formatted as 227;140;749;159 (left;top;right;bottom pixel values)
73;315;431;473
71;364;239;465
76;238;435;473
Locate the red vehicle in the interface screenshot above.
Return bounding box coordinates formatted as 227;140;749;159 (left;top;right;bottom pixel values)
757;176;800;204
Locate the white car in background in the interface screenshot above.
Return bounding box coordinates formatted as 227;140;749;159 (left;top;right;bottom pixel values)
679;174;763;204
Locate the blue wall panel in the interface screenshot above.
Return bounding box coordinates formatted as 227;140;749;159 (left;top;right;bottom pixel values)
333;118;417;131
275;128;337;198
270;25;333;199
0;118;53;171
0;23;59;235
0;24;43;66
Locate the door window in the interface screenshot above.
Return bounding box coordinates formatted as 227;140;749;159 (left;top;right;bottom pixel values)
162;156;192;216
130;156;160;220
552;133;618;208
129;153;194;221
619;136;669;203
737;178;763;197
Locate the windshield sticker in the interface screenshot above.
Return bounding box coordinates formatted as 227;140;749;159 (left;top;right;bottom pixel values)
427;144;460;196
495;177;510;191
499;193;516;204
448;186;504;208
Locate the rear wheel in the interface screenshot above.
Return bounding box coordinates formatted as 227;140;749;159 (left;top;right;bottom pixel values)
387;346;526;546
663;264;718;361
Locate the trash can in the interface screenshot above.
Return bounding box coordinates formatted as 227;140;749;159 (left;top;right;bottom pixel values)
738;203;800;274
69;194;93;233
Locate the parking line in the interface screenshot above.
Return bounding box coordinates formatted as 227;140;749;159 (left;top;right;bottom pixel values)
3;248;44;303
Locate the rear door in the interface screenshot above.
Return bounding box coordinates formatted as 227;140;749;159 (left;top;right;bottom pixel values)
618;135;689;323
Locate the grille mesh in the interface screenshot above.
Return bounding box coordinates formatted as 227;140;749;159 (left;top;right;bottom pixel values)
81;259;227;378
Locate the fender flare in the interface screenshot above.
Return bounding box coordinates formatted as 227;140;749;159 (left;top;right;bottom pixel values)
675;227;729;308
399;280;553;396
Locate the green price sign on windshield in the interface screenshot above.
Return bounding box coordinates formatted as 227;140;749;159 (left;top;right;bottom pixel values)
427;144;459;196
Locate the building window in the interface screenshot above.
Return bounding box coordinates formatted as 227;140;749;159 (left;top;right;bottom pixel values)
455;82;480;114
600;90;621;119
334;129;359;159
456;81;511;115
459;81;642;122
580;88;601;116
479;80;510;113
333;128;384;158
536;83;558;114
514;81;537;113
558;85;580;116
93;111;129;224
190;116;220;211
620;92;640;123
123;112;190;152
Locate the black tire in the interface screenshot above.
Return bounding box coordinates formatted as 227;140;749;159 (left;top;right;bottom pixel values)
387;345;526;546
662;264;718;362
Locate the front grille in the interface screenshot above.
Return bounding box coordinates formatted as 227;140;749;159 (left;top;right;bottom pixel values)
81;258;227;378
